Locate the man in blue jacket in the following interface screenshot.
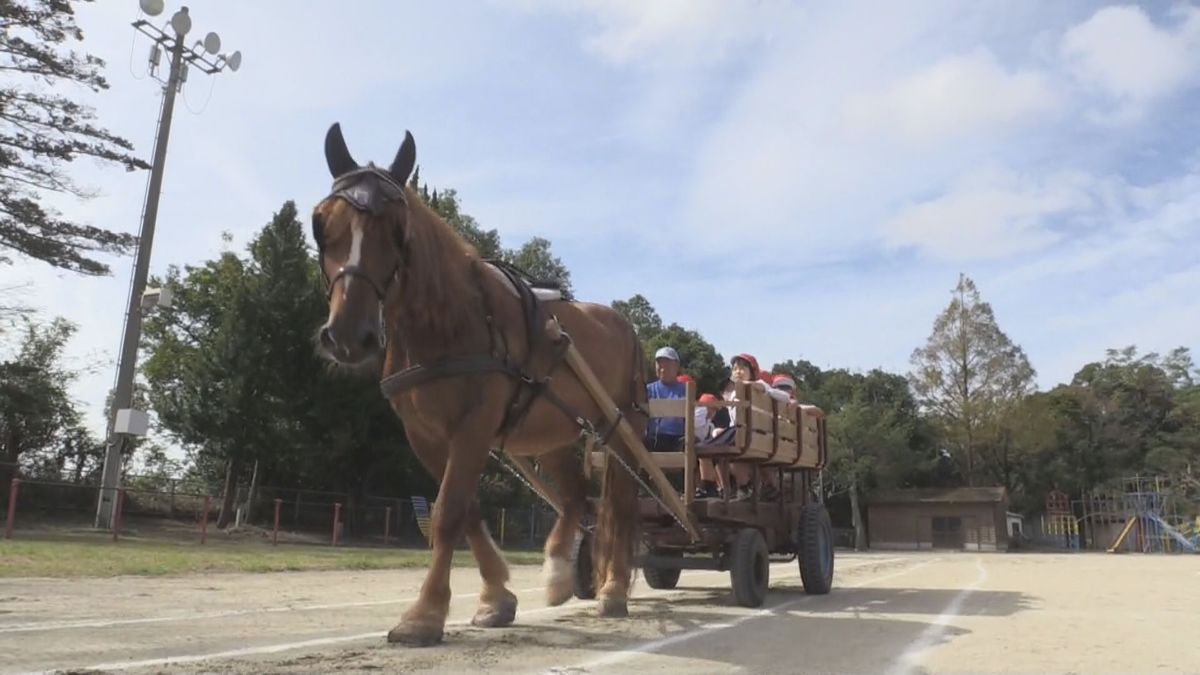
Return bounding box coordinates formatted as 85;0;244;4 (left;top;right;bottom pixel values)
645;346;688;452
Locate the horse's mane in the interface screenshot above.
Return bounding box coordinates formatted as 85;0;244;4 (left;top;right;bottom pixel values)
390;184;482;341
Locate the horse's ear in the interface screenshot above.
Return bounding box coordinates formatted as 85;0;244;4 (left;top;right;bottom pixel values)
324;122;358;178
389;131;416;185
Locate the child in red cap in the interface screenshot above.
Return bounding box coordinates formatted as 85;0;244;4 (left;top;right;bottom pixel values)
700;353;787;501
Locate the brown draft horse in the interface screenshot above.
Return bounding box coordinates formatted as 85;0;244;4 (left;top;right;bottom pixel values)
310;123;645;647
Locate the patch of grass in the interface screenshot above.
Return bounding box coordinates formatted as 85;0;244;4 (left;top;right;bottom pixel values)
0;538;544;578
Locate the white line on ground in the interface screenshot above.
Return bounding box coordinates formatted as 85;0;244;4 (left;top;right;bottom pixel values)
1;556;897;635
884;556;987;675
31;558;906;674
553;557;938;674
0;585;538;634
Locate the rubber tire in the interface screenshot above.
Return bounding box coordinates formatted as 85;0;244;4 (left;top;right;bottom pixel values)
572;530;595;600
797;503;834;595
643;550;682;590
730;528;769;608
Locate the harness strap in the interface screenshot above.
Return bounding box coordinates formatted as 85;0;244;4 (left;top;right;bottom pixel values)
494;332;575;445
379;356;522;398
594;409;624;447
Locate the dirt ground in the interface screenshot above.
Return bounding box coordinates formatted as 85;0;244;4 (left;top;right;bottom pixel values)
2;551;1198;674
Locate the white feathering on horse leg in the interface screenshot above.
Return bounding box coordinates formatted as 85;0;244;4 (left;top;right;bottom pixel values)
543;556;573;606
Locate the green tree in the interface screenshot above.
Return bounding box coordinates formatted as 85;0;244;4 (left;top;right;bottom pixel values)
612;294;664;342
1;0;150;275
502;236;574;299
141;248;264;526
909;274;1036;486
0;316;98;487
818;368;927;549
142;203;432;527
1042;346;1200;495
423;187;502;258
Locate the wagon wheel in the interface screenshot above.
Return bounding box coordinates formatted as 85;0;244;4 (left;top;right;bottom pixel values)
643;550;682;590
730;527;769;608
797;502;834;595
572;529;595;600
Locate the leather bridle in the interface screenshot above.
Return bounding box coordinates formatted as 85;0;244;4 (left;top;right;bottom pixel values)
315;166;406;304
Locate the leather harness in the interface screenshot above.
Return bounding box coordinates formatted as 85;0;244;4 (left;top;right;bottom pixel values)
316;166;586;448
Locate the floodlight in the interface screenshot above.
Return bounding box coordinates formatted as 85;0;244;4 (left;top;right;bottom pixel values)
204;31;220;54
170;7;191;35
139;0;164;16
226;50;242;72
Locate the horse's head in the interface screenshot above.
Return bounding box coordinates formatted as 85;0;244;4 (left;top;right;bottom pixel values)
311;123;416;366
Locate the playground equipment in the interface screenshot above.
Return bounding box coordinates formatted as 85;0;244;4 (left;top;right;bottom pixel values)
1041;489;1080;550
1076;476;1199;554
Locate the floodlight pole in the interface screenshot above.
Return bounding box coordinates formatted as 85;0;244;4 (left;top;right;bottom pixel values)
95;25;188;530
95;4;241;529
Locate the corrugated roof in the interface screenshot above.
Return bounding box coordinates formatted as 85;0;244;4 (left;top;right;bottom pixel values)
867;487;1008;505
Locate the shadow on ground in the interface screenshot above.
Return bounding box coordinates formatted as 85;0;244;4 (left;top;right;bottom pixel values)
161;583;1035;674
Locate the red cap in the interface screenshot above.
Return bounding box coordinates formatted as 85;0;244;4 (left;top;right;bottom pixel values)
698;393;719;405
731;353;760;377
759;372;775;385
772;374;796;390
677;373;693;383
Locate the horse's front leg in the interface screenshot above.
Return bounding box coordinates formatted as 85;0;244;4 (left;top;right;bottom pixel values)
388;428;493;647
402;431;516;631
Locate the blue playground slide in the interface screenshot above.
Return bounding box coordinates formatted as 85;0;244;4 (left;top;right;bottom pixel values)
1146;513;1199;553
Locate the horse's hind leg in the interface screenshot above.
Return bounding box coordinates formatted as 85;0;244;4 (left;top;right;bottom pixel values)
592;433;641;618
537;445;590;606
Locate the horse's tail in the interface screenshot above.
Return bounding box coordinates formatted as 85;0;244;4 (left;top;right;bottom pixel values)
592;324;646;594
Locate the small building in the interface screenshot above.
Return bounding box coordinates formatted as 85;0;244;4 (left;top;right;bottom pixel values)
866;487;1010;552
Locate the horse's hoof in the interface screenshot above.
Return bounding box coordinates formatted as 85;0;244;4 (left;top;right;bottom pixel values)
471;590;517;628
546;584;573;607
596;596;628;618
387;620;444;647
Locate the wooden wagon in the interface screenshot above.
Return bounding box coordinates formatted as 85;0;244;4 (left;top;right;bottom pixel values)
496;348;835;608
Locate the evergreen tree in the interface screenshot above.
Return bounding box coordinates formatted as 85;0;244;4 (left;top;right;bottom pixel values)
1;0;151;275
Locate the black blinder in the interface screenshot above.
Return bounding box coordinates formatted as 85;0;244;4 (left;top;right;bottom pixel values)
311;213;326;253
329;167;407;217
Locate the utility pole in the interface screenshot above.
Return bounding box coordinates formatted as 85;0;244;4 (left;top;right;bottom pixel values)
95;2;241;529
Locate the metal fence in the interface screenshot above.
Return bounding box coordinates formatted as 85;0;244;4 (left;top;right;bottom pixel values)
1;472;558;550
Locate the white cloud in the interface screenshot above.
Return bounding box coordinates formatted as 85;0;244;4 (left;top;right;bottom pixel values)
510;0;788;68
842;47;1063;146
1060;4;1200;123
881;168;1096;262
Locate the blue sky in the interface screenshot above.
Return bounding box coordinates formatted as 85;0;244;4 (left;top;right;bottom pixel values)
4;0;1199;457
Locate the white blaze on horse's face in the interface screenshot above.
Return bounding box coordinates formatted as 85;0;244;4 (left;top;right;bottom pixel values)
316;211;385;366
344;222;364;298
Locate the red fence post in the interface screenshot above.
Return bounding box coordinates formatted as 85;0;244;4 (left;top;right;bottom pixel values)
332;502;342;547
383;506;392;547
4;479;18;540
200;495;210;544
111;488;126;543
272;498;281;546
